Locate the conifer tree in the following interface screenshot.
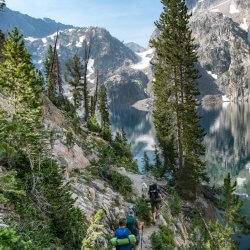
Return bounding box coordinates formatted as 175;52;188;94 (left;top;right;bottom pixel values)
82;41;91;121
44;34;63;102
0;30;5;62
152;0;205;199
0;27;43;153
90;68;99;116
65;54;84;110
222;173;245;230
99;86;110;126
143;152;151;173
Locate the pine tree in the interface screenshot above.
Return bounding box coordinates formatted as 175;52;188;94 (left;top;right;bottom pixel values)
222;173;245;231
44;33;63;102
65;54;84;111
99;86;110;127
0;27;43;154
82;41;91;121
0;30;5;62
152;0;205;199
90;68;99;116
143;152;151;173
99;85;112;141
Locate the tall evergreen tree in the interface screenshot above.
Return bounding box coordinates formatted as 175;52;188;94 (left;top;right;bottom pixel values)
44;33;63;101
143;152;151;173
65;54;84;110
222;173;246;231
0;30;5;62
99;85;112;141
99;86;110;127
0;27;43;154
82;41;91;121
90;68;100;116
152;0;205;199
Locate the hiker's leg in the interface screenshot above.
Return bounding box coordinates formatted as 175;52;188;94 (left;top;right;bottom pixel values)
151;203;156;222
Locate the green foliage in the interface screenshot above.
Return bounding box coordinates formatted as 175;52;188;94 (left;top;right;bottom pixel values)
222;173;246;232
65;54;84;110
151;225;175;250
108;171;133;197
0;227;33;250
152;0;206;199
0;27;43;154
87;115;102;133
82;209;106;249
134;196;151;225
143;152;151;173
189;216;236;249
168;190;182;217
99;86;110;127
112;131;137;173
100;124;112;142
0;170;25;205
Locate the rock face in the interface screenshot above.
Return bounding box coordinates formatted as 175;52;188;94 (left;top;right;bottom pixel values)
190;11;249;101
125;42;146;53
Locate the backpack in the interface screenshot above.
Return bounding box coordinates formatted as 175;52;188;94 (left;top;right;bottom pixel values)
126;215;139;236
149;184;161;202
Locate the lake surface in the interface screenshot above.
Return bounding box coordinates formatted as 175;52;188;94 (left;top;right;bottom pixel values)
111;102;250;219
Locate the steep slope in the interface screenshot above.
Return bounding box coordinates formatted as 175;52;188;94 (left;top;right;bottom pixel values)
0;8;73;37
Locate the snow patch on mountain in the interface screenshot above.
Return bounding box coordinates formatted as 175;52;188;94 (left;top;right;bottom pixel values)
131;48;154;70
76;36;86;47
229;3;240;14
240;18;248;32
25;37;39;42
207;71;218;79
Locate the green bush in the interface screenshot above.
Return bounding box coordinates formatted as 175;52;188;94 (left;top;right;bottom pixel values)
135;196;152;225
87;115;102;133
108;171;133;197
151;225;175;250
0;227;33;250
168;190;182;216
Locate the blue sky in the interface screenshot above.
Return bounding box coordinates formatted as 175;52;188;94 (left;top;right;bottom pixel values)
7;0;162;46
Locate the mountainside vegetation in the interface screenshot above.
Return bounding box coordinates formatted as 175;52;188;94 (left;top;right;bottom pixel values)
0;0;249;249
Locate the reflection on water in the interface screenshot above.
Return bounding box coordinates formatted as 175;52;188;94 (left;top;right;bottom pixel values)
111;102;250;198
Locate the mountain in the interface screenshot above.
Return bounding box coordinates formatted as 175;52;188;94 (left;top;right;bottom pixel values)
0;8;74;37
143;0;250;103
125;42;146;53
25;27;149;109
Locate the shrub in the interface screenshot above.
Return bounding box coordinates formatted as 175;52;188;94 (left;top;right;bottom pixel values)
135;196;151;225
168;190;182;217
108;171;133;197
0;227;33;250
87;115;102;133
151;225;175;250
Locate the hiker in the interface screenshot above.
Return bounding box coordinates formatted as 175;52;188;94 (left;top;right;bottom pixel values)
114;218;134;250
148;183;162;222
126;206;143;250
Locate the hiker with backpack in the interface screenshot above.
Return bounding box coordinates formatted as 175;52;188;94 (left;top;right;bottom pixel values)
112;218;135;250
148;183;162;222
126;206;143;250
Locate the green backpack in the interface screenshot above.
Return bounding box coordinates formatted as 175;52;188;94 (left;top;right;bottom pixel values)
126;215;139;236
110;234;136;246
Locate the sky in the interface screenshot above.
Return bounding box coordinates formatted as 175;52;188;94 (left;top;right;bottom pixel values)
6;0;163;46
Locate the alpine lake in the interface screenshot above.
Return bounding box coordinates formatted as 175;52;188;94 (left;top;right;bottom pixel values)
111;101;250;248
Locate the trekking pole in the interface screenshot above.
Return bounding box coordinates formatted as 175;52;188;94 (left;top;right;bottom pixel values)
140;224;144;250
